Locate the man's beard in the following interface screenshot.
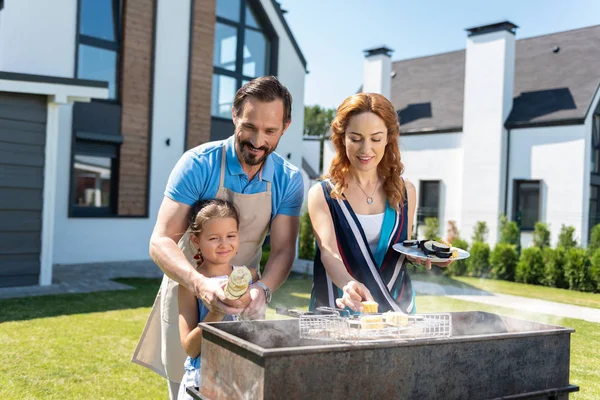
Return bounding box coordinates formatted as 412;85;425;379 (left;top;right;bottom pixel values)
235;134;274;166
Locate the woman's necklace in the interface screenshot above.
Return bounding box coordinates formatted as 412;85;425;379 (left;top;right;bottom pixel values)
353;177;380;205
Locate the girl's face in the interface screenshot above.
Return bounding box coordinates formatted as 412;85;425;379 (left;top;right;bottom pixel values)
191;217;239;264
344;112;388;174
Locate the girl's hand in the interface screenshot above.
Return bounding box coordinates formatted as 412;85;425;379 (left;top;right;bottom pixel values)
335;280;373;312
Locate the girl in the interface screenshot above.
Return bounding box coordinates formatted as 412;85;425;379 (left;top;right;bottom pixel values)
177;199;257;399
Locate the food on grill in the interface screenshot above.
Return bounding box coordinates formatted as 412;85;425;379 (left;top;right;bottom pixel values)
361;301;379;314
431;241;450;252
402;240;418;246
224;266;252;300
360;315;384;330
383;311;409;327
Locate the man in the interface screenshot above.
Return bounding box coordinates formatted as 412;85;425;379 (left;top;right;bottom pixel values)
132;76;303;399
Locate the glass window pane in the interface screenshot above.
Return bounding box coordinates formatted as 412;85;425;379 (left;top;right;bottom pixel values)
211;74;236;118
517;182;540;229
78;44;117;99
243;29;269;78
418;181;440;222
216;0;241;22
245;6;260;28
74;154;113;208
214;23;238;71
80;0;115;41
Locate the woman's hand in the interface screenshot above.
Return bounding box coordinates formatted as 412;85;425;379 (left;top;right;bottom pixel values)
406;255;453;271
335;280;373;312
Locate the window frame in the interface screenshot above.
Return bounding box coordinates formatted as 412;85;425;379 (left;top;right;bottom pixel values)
75;0;122;103
69;0;123;218
592;113;600;175
417;180;441;225
512;179;542;231
211;0;278;121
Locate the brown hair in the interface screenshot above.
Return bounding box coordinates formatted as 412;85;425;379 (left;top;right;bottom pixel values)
189;199;240;236
233;76;292;124
327;93;406;209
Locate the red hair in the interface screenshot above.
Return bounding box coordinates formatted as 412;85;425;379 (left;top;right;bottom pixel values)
326;93;405;209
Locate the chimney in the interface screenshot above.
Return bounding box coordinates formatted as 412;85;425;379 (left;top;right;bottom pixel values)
460;21;517;244
362;46;393;99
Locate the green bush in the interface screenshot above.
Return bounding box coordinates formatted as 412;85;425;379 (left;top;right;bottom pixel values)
490;243;518;281
499;215;520;246
590;248;600;292
515;247;544;285
467;241;490;277
557;225;577;249
541;247;567;289
260;243;270;275
587;224;600;256
472;221;488;243
532;222;551;248
564;248;594;292
298;210;316;260
423;217;440;240
447;238;469;276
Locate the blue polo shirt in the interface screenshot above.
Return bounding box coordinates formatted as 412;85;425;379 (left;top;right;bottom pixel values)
165;136;304;219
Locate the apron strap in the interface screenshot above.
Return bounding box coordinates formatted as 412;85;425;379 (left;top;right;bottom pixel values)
219;146;227;188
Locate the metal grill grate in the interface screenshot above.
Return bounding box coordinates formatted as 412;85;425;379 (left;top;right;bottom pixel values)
299;310;452;342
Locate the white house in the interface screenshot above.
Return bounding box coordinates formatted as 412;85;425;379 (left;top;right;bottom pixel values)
323;21;600;247
0;0;307;288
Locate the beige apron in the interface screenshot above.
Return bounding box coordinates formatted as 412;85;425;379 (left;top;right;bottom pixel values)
132;147;272;381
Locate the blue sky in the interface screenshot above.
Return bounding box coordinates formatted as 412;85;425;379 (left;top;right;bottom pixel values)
278;0;600;109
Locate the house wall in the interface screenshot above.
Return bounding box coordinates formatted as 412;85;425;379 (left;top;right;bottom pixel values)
53;0;192;264
302;138;320;174
261;0;305;171
508;124;587;247
400;133;463;239
0;0;77;77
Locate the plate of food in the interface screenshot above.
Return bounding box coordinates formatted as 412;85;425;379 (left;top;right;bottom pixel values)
392;239;470;263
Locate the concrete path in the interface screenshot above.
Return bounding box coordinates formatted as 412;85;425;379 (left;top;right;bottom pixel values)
0;260;163;300
413;280;600;324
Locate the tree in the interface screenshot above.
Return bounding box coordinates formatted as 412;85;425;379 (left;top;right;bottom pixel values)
532;222;551;248
304;105;335;137
472;221;488;243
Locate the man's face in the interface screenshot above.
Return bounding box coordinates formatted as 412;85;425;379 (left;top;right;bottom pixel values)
233;97;289;167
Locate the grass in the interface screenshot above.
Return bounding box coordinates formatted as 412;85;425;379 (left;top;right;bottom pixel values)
410;271;600;310
0;274;598;399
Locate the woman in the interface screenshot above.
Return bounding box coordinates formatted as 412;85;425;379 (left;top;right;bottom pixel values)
308;92;448;314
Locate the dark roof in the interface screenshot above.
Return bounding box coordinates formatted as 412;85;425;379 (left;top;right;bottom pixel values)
390;25;600;133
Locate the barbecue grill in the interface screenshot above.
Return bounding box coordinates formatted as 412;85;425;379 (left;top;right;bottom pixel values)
187;311;578;400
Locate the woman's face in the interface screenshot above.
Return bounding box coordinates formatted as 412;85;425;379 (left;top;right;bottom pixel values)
344;112;388;173
191;217;239;264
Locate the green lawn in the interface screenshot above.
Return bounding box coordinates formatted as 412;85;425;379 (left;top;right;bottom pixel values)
410;271;600;310
0;275;598;399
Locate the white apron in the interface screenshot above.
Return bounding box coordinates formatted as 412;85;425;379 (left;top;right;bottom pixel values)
131;147;272;381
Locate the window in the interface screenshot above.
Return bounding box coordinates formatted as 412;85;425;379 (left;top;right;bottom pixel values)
417;181;440;224
590;185;600;239
513;180;541;231
592;114;600;174
212;0;274;119
71;0;123;217
76;0;121;99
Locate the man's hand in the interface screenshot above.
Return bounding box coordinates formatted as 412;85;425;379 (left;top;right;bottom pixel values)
335;280;373;312
240;283;268;320
194;276;247;315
